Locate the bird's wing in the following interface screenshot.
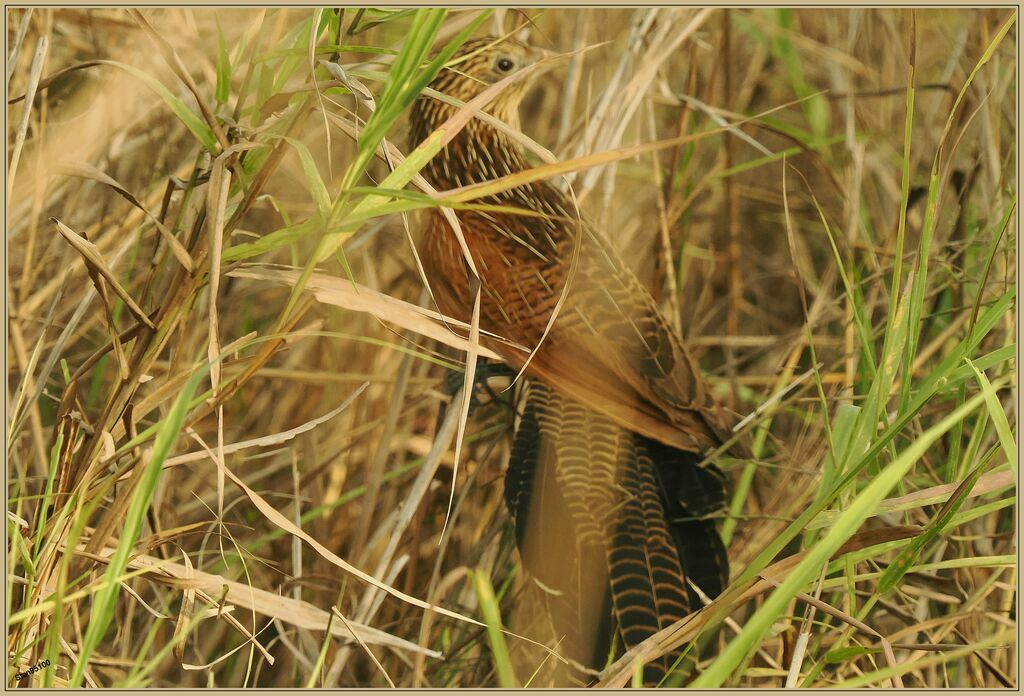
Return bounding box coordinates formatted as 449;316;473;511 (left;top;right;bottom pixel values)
521;225;735;451
518;344;718;452
423;208;737;452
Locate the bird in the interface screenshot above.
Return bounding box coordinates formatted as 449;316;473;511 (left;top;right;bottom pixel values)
409;35;735;684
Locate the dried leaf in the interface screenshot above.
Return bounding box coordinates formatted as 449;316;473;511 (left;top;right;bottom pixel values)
57;161;193;271
172;550;197;663
227;266;520;360
319;60;375;104
53;218;155;329
72;541;442;656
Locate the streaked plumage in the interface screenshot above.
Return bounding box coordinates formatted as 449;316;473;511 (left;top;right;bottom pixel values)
410;36;733;683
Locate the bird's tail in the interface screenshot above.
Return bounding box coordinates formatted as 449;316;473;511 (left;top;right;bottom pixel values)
504;382;729;685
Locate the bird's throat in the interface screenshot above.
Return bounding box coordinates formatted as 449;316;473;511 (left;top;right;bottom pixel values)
412;99;530;191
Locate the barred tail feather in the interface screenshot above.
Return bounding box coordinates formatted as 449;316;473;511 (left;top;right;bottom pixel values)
505;382;729;686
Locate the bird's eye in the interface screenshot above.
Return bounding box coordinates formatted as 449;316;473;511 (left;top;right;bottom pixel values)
495;57;515;72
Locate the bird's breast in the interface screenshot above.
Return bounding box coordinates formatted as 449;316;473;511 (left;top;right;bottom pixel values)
421;206;574;351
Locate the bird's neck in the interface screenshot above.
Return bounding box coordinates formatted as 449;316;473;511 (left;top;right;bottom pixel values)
410;100;531;191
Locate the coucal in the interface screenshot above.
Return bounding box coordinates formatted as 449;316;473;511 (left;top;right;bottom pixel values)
410;36;735;684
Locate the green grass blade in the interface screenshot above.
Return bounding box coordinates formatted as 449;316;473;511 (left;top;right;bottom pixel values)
899;10;1016;409
67;365;208;687
877;460;989;593
967;358;1017;472
691;387;990;687
98;59;218;153
215;17;231;104
279;135;332;217
472;569;518;688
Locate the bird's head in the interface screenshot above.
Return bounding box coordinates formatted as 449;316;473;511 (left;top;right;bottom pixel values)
417;36;552;129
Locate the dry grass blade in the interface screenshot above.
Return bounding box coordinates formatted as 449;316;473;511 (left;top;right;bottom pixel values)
88;260;131;381
207;442;486;630
348;384;463;632
762;576;902;688
8;35;47;200
101;331;259;448
332;607;396;688
69;542;437;656
809;469;1014;529
439;285;479;540
228;266;515;359
52;218;155;329
5;8;33;87
575;8;715;195
129;8;228;150
57;161;193;271
159;390;364;472
441;94;811;204
205;154;231;528
171;550;197;664
180;602;273;671
192;590;275;667
7;278;65;447
7;58;103;104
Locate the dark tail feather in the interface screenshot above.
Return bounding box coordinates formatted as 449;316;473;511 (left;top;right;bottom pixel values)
643;439;731;605
608;444;698;683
